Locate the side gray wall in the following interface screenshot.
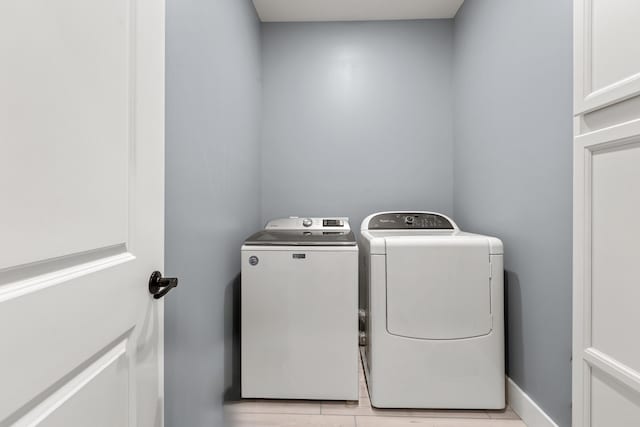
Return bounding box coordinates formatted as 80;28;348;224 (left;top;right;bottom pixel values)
165;0;262;425
260;21;455;228
452;1;573;426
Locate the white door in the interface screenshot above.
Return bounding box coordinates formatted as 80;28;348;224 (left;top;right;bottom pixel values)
573;1;640;426
0;0;165;424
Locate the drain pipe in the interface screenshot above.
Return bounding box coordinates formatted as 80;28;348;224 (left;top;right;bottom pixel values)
358;309;367;346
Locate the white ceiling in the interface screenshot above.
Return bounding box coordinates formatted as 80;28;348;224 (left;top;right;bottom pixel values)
252;0;465;22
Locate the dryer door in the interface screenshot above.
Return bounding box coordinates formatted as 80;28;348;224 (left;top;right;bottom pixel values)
385;237;492;340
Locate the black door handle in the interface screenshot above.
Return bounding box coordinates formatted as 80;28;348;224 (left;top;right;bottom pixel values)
149;271;178;299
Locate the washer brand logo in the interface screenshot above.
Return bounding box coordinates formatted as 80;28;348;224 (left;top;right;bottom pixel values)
248;256;259;266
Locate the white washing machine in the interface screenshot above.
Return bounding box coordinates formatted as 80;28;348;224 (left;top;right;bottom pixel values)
359;211;505;409
241;217;359;400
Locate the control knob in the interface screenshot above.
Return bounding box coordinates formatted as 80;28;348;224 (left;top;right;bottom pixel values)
302;218;313;227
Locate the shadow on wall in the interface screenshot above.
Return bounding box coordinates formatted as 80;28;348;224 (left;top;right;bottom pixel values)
223;273;242;402
504;270;523;382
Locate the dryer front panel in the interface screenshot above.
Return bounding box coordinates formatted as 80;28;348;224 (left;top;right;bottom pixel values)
385;237;492;340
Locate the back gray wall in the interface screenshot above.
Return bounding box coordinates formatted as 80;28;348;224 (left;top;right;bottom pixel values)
260;21;454;228
453;1;573;426
165;0;261;425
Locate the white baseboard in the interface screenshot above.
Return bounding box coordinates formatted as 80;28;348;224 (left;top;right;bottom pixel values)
507;377;559;427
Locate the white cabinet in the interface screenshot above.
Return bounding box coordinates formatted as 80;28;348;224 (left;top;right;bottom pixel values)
574;0;640;113
573;1;640;426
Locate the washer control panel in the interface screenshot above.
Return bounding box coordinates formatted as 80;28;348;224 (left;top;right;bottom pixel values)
266;217;350;231
368;212;454;230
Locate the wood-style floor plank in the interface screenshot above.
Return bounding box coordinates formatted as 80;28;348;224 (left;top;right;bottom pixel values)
225;399;321;415
227;413;356;427
355;416;527;427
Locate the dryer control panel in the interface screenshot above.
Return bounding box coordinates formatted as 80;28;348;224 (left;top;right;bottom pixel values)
367;212;454;230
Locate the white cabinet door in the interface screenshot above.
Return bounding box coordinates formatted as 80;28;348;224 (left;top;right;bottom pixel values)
575;0;640;113
573;2;640;426
0;0;165;424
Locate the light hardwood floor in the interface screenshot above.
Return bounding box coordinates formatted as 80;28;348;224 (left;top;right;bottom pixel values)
224;354;525;427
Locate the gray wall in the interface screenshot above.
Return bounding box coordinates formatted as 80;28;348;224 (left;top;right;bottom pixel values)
452;1;573;426
165;0;262;425
164;4;573;425
260;21;454;228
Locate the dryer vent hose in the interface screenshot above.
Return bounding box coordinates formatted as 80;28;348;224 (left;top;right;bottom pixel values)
358;309;367;346
358;309;366;330
359;331;367;347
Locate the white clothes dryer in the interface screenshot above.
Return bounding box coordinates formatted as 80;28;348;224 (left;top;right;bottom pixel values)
359;211;505;409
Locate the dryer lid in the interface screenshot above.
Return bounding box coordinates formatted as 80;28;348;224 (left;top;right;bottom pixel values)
385;236;492;340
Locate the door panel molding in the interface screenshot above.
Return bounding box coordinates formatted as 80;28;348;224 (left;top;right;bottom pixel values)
584;348;640;396
575;0;640;114
0;0;138;271
574;114;640;425
0;250;134;303
8;338;129;427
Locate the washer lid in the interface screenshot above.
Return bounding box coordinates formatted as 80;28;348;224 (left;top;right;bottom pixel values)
244;230;357;246
385;236;492;340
